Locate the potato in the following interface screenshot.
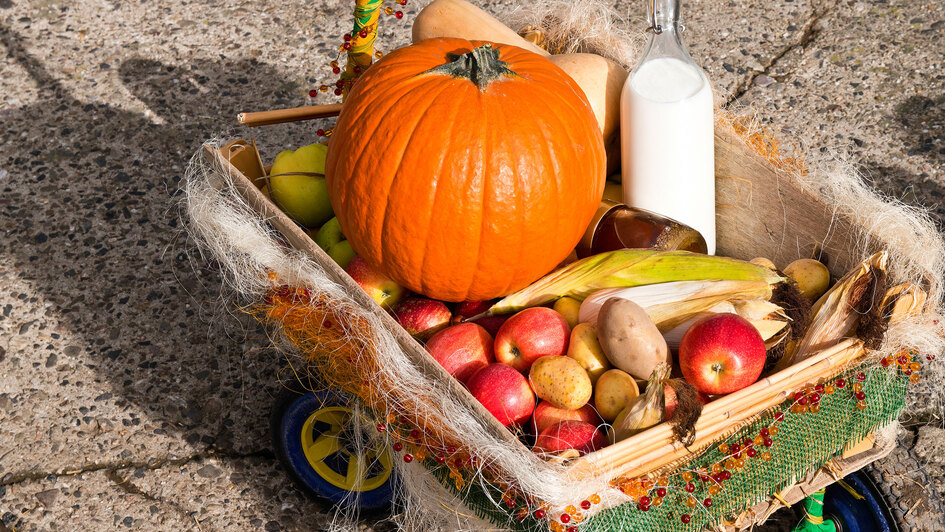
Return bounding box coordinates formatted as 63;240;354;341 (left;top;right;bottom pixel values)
594;369;639;422
749;257;777;270
597;298;670;380
784;258;830;301
567;322;611;385
528;356;592;410
553;296;582;329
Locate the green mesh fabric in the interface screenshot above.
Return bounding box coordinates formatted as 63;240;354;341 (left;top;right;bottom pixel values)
422;361;909;531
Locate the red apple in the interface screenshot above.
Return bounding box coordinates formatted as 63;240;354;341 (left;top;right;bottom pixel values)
470;315;509;337
678;313;766;395
530;401;602;435
664;385;678;420
532;420;607;456
494;307;570;372
426;323;494;383
453;300;494;321
664;385;712;420
345;256;405;310
466;363;535;427
394;297;452;341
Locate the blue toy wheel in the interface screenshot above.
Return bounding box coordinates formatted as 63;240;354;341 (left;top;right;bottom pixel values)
270;388;397;512
781;432;944;532
822;472;897;532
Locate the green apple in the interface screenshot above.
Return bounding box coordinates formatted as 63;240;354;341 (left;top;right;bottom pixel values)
314;217;344;251
268;143;333;228
327;240;356;269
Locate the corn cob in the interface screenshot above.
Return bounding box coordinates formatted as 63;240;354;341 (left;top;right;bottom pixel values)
581;280;775;333
486;250;786;316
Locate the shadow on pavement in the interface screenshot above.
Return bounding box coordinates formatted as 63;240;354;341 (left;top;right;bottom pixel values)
2;12;943;530
0;19;331;528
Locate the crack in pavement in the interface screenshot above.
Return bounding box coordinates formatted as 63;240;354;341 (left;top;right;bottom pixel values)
0;447;273;488
104;469;203;528
724;0;835;107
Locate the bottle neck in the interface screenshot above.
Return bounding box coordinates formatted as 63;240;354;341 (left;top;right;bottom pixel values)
638;0;695;66
647;0;680;34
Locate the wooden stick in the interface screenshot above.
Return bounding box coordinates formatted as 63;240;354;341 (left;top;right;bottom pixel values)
608;341;861;471
570;339;865;477
607;386;801;479
237;103;343;127
612;341;862;477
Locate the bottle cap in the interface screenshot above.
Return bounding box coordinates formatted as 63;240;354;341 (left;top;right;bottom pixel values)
577;200;623;258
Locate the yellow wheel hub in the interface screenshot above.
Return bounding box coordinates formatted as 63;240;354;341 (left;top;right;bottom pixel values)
300;406;393;492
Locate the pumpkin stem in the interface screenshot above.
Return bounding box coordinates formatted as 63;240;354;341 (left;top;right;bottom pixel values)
424;44;516;91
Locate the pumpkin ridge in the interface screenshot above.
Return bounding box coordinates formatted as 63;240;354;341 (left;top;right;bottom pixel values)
412;83;472;296
335;86;406;260
493;90;551;295
519;82;600;284
538;111;564;270
492;92;524;296
528;75;604;197
534;71;597;132
465;84;494;298
328;65;406;220
377;80;462;276
345;80;448;267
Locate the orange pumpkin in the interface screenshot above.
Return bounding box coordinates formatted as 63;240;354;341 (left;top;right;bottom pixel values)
326;38;605;302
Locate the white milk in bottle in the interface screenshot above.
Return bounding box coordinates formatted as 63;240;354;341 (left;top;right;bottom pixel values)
621;0;716;253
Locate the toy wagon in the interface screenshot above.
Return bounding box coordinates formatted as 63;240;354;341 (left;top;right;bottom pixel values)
184;0;945;530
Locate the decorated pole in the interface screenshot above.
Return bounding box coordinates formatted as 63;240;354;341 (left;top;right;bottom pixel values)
791;489;837;532
342;0;385;98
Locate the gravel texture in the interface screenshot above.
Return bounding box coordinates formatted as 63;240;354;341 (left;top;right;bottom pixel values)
0;0;942;530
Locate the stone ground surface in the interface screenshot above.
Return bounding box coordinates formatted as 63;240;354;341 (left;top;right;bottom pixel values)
0;0;943;530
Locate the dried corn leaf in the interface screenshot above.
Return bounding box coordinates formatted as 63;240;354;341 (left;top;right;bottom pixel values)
881;283;927;325
777;251;888;369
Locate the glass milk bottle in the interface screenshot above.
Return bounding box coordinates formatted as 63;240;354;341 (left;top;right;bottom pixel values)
620;0;716;254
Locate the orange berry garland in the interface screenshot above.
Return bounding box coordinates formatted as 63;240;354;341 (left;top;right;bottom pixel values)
582;350;932;527
255;270;936;529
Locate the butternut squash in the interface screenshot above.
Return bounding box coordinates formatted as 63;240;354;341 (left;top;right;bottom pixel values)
412;0;628;173
548;53;627;174
412;0;549;56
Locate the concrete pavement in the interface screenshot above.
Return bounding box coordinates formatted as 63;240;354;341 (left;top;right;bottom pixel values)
0;0;942;530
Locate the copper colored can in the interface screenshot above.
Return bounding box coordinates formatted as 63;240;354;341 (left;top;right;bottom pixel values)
576;200;708;258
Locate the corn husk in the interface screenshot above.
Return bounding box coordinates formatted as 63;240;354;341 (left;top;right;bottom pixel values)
731;299;789;321
661;302;790;350
881;283;927;325
777;251;888;369
731;299;791;347
577;280;775;332
484;250;786;316
750;319;791;343
611;363;671;442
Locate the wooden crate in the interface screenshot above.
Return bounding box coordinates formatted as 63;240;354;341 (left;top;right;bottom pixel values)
205;124;897;515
